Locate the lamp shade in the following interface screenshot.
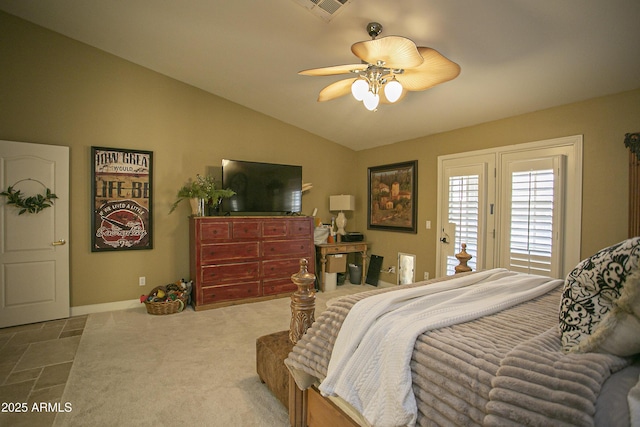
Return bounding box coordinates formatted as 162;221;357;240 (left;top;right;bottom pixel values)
330;195;355;211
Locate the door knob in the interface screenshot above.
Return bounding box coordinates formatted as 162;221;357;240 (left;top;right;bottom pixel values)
52;239;66;246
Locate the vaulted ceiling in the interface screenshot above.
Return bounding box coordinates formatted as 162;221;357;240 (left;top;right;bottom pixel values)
1;0;639;151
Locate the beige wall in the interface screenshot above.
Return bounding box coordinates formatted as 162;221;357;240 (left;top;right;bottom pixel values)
0;12;357;306
356;89;640;283
1;11;638;307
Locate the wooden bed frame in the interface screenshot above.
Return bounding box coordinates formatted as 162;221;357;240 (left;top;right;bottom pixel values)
286;246;474;427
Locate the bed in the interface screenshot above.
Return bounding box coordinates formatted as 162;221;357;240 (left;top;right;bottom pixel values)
285;237;640;426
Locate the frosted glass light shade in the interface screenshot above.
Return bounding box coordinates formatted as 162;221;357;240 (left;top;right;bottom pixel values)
351;79;368;101
363;91;379;111
384;79;403;103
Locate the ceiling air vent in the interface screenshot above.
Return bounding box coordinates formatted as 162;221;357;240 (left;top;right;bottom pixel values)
293;0;352;22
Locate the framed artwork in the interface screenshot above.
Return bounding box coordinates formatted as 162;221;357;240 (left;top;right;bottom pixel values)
367;160;417;233
91;147;153;251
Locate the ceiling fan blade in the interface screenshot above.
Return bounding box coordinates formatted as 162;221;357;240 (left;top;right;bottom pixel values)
317;78;356;102
351;36;423;69
396;47;461;91
299;64;367;76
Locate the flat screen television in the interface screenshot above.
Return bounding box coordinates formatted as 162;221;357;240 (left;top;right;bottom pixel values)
221;159;302;214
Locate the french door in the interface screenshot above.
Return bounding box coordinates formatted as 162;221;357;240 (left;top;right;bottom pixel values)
436;136;582;279
438;154;495;276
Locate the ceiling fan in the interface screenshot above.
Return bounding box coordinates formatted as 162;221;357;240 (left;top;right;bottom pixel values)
299;22;461;111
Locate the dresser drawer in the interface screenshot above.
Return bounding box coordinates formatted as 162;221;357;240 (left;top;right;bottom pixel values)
263;220;288;237
232;221;261;239
199;221;231;241
201;281;261;304
263;239;311;258
289;219;312;236
201;242;260;262
262;277;297;296
262;258;304;279
201;261;260;284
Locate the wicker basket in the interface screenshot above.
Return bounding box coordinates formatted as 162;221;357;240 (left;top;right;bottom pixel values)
143;285;187;315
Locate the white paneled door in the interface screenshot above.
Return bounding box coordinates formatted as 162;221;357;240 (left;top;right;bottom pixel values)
0;140;69;328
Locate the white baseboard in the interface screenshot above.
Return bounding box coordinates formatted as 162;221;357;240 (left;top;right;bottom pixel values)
377;280;395;288
72;280;396;316
71;299;141;317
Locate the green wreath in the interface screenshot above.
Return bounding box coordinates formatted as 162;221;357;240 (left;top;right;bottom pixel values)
0;178;58;215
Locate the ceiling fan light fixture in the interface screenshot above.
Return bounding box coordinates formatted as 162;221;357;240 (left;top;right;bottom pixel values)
351;78;369;101
384;77;403;103
299;22;460;111
363;91;379;111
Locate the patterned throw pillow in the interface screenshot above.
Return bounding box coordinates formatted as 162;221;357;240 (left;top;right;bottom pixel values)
559;237;640;354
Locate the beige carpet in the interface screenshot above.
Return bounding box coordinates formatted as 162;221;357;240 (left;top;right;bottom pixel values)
54;284;377;426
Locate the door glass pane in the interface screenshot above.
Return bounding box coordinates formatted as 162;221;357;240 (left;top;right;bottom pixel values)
508;169;554;275
446;175;478;275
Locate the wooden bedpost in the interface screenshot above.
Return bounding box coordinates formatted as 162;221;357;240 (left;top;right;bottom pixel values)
625;132;640;237
289;259;315;427
455;243;473;274
289;258;316;344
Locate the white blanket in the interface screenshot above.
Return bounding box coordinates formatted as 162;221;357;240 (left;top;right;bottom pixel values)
318;268;563;427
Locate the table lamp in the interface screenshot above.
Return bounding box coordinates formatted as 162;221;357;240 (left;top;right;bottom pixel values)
329;195;355;236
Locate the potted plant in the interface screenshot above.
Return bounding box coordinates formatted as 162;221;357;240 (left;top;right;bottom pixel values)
169;175;235;216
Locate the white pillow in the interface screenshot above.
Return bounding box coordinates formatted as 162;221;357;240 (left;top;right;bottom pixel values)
582;270;640;355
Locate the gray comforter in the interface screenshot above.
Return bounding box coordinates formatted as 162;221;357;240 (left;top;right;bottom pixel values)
285;276;632;426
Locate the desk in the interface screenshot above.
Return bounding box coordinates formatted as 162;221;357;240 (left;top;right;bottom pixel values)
315;242;368;292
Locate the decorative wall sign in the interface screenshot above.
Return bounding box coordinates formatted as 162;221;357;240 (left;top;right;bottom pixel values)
91;147;153;251
367;160;417;233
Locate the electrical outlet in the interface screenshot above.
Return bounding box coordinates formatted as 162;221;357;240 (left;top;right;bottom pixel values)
424;272;430;280
389;266;396;274
139;276;146;286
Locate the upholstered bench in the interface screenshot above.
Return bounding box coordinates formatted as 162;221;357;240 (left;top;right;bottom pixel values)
256;330;294;408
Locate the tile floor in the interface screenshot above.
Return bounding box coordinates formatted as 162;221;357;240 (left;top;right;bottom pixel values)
0;316;86;427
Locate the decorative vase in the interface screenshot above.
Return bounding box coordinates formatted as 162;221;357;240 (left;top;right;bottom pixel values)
189;198;205;216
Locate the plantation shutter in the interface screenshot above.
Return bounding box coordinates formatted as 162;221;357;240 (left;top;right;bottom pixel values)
445;174;479;275
500;155;564;277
